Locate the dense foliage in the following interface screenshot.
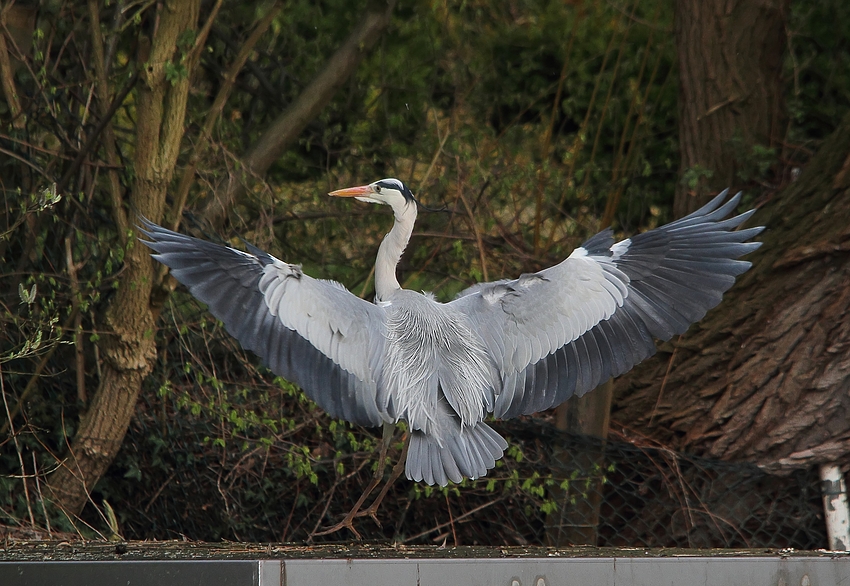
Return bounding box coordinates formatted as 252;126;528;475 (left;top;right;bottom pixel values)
1;0;848;542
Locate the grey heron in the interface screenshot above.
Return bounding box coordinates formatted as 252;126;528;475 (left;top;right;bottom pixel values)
140;179;762;491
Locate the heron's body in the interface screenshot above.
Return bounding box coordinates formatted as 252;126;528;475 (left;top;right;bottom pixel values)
141;179;763;486
379;289;505;485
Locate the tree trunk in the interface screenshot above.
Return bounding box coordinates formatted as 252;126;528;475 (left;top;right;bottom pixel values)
546;379;612;546
0;2;36;128
674;0;788;217
46;0;398;517
200;0;397;230
612;111;850;474
47;0;200;516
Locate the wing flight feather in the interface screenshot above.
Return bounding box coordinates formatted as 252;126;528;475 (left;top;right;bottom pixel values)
450;190;763;419
139;219;385;427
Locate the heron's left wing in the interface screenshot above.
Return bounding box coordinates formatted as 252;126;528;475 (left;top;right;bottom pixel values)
450;190;763;420
139;219;385;427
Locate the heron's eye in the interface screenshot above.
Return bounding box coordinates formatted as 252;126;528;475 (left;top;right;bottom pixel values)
375;185;382;193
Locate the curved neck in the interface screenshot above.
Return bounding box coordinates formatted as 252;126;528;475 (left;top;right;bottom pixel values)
375;200;416;302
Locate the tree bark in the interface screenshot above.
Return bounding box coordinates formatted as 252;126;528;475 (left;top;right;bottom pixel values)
613;111;850;474
674;0;788;217
546;379;612;546
47;0;200;516
200;0;397;230
0;2;36;129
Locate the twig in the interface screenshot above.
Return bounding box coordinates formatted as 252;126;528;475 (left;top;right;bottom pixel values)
411;231;474;241
170;1;281;229
52;411;111;540
223;446;264;488
118;0;157;33
400;170;464;289
417;111;451;192
601;2;661;228
56;69;139;194
280;482;301;542
544;6;623;251
534;12;579;254
698;94;741;121
456;158;489;282
201;0;398;230
2;363;35;527
187;0;224;66
580;0;637;196
649;339;679;427
604;0;671;31
358;264;376;299
88;0;129;243
0;309;76;437
56;70;139;192
445;493;457;546
308;483;337;539
602;33;668;228
33;452;52;537
144;471;177;513
403;497;503;543
0;145;51;179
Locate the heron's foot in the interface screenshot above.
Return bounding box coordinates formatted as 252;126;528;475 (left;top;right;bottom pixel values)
354;434;409;528
313;471;383;540
313;507;366;540
312;424;398;540
356;504;383;528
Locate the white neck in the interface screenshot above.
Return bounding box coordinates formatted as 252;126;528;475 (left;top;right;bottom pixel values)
375;199;417;302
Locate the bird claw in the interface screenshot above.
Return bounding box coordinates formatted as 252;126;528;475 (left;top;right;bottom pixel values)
355;505;382;527
314;514;363;540
313;483;385;539
311;430;410;540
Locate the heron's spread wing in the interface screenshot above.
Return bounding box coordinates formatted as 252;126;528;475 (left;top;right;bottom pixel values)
139;219;385;427
450;190;763;419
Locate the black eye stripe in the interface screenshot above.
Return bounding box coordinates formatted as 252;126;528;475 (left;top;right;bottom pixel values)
375;178;415;202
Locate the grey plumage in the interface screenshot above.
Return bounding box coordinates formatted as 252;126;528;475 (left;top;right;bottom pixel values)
140;182;763;486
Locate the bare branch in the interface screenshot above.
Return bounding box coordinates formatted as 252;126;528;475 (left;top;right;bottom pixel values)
170;1;283;229
201;0;398;229
88;0;129;242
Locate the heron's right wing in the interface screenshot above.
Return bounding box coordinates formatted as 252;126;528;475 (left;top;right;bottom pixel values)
139;219;385;427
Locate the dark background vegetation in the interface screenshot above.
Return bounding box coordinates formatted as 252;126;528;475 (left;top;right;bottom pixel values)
1;0;849;544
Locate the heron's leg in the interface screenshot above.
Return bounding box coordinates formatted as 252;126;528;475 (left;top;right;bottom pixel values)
357;431;410;526
313;421;395;539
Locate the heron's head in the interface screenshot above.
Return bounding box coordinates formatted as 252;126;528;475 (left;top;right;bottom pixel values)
329;178;415;210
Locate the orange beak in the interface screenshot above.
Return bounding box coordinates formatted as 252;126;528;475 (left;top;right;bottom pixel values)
328;185;373;197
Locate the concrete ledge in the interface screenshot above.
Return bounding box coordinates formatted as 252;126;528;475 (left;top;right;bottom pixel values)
3;556;850;586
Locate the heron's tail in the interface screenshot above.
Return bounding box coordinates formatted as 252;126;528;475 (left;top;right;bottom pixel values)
406;423;508;486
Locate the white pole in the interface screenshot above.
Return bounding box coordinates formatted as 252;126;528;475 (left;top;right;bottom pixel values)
820;464;850;551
